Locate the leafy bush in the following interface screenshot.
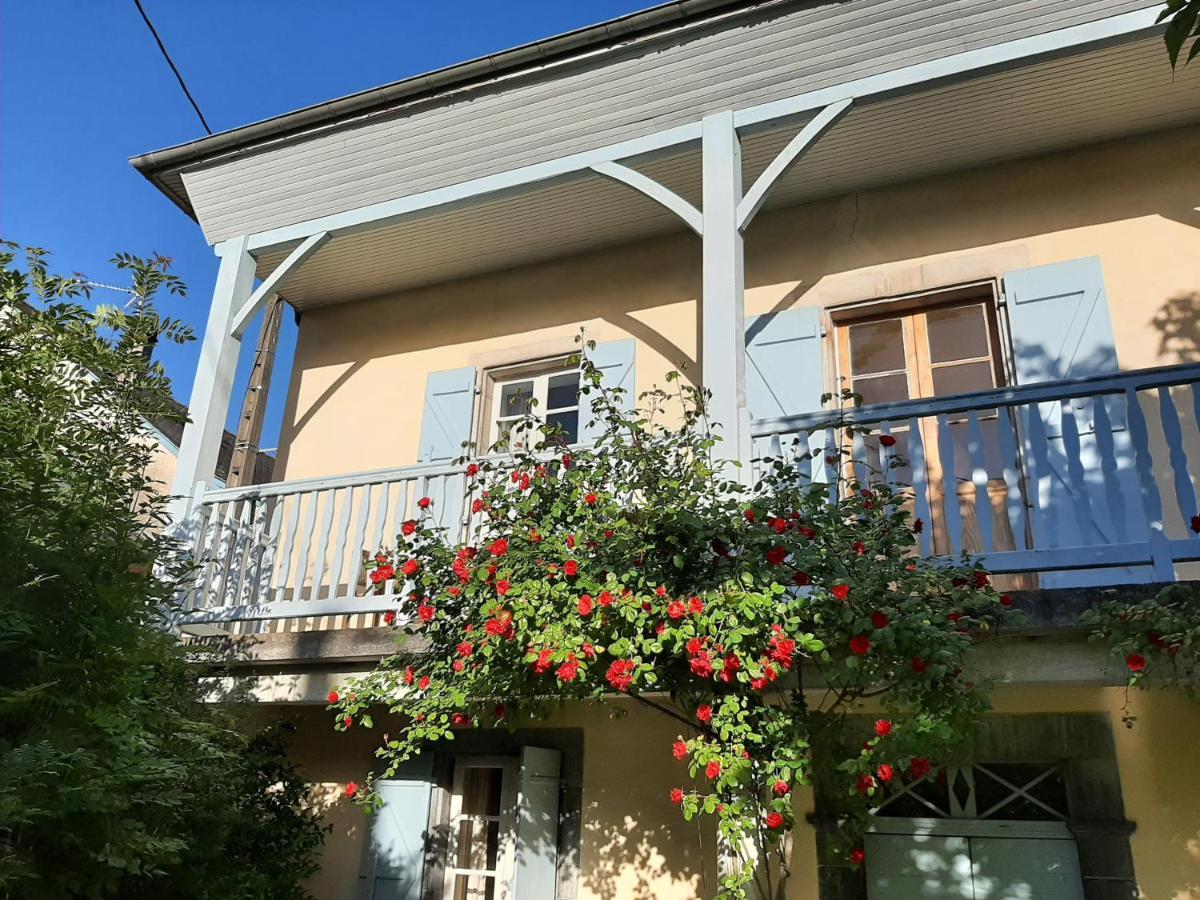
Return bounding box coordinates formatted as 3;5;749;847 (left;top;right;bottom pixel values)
334;347;1015;899
0;244;325;899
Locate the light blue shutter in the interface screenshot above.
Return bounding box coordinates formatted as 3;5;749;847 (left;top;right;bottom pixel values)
418;367;477;463
745;308;825;420
579;338;635;444
511;747;562;900
358;756;434;900
1003;257;1148;586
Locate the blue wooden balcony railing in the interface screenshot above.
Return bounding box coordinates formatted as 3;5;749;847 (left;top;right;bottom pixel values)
175;364;1200;627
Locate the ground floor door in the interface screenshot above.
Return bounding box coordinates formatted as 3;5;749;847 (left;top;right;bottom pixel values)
865;830;1084;899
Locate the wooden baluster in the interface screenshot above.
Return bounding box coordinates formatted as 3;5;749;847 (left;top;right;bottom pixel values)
274;491;303;603
908;416;933;557
291;491;321;604
348;482;377;596
327;484;358;601
386;480;412;599
372;478;394;553
253;495;284;608
1024;402;1057;548
309;488;339;602
190;498;221;611
211;498;244;608
1125;386;1174;580
822;427;838;505
937;414;963;555
965;410;993;553
240;496;269;608
877;422;894;488
1092;395;1128;544
1059;398;1094;545
1159;385;1198;535
851;429;869;489
996;405;1026;552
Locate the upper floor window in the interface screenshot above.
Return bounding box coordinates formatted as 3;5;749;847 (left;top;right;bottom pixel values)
484;357;581;450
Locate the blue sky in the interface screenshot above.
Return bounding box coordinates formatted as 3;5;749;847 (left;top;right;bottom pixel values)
1;0;651;450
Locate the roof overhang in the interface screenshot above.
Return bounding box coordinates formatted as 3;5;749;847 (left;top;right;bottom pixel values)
247;29;1199;311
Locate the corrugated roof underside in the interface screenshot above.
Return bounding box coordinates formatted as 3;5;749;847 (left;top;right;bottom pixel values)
257;35;1199;309
187;0;1157;245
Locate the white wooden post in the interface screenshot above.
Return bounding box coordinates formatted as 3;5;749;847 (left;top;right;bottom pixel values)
167;235;256;524
701;110;750;476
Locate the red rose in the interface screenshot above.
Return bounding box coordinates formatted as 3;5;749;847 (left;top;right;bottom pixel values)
417;604;435;622
563;560;579;577
418;676;431;691
696;704;712;724
472;498;485;514
383;610;397;626
401;520;417;536
912;518;924;533
689;652;714;679
585;492;598;506
831;584;851;602
466;463;479;477
850;635;871;656
743;508;756;523
792;571;811;587
344;781;359;799
1000;594;1013;607
877;763;895;783
879;434;897;447
496;579;511;596
853;541;867;556
911;656;928;674
688;596;704;615
399;559;418;577
451;712;470;726
765;546;787;566
403;667;415;686
328;690;339;704
556;655;580;683
948;611;962;622
770;517;787;535
577;594;594;617
489;538;509;557
705;761;721;780
874;719;892;737
667;600;686;620
1126;653;1147;673
973;571;990;588
343;716;354;729
909;757;932;779
561;453;572;468
456;642;474;658
605;659;636;692
857;773;876;794
493;703;506;719
765;812;785;830
598;591;613;607
417;496;431;509
850;847;866;865
773;780;790;797
672;741;688;760
670;788;684;805
370;565;394;585
767;636;796;668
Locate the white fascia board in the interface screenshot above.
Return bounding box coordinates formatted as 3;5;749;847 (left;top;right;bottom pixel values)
240;7;1161;256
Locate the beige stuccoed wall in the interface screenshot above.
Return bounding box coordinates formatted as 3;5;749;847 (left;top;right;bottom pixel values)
274;124;1200;482
274;684;1199;900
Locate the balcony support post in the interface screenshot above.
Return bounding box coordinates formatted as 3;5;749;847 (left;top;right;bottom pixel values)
167;235;256;525
701;110;751;479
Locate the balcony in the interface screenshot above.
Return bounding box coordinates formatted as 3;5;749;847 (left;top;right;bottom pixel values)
175;363;1200;630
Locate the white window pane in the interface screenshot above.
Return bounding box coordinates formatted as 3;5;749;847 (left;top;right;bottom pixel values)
453;873;496;900
545;410;579;444
455;819;500;871
546;371;580;410
499;381;534;416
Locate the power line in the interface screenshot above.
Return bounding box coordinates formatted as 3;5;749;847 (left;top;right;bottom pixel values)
131;0;213;135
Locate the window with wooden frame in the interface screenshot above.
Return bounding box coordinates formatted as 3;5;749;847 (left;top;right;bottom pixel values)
442;756;519;900
832;285;1030;568
480;356;581;451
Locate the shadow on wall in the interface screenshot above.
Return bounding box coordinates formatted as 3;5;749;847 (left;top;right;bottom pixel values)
1152;292;1200;364
580;801;713;900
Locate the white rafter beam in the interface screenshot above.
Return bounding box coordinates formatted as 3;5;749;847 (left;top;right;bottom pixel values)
229;231;331;338
737;98;853;231
589;160;704;236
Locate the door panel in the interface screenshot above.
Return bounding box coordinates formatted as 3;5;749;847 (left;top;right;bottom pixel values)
969;838;1084;900
865;834;976;899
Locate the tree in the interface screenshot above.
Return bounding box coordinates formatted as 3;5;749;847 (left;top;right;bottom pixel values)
0;244;326;899
333;348;1015;899
1160;0;1200;66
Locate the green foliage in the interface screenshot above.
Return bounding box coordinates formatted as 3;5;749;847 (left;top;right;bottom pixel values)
1160;0;1200;66
1083;583;1200;725
0;244;325;899
335;345;1016;899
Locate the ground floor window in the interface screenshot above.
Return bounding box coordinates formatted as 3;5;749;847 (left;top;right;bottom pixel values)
442;756;519;900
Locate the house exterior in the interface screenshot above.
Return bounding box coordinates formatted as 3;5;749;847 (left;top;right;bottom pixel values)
131;1;1200;898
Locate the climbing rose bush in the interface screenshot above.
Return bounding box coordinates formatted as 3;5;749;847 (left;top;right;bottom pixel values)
332;348;1015;899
